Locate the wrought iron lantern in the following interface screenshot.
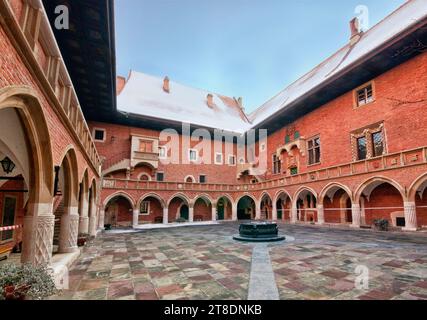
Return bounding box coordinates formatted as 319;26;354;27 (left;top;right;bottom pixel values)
1;156;15;174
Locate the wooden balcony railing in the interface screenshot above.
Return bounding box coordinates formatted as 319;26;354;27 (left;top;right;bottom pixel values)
102;146;427;192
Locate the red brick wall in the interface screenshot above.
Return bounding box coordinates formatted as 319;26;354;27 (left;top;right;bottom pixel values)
138;196;163;223
363;183;403;225
415;189;427;227
193;199;211;221
264;52;427;180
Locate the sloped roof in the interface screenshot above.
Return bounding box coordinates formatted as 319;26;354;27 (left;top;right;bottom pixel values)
117;71;251;133
249;0;427;126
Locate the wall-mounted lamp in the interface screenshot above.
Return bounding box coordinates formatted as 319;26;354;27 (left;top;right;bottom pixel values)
1;157;15;174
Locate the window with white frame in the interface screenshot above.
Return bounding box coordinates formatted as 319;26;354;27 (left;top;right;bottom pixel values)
140;201;150;215
93;128;106;142
189;149;198;162
159;146;167;159
228;155;236;166
215;153;223;165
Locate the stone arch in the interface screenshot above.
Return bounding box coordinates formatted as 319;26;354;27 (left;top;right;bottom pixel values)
408;173;427;202
259;192;273;220
184;175;196;183
216;194;234;221
236;194;257;220
193;193;214;206
273;190;293;204
293;186;318;222
293;186;318;206
354;176;406;203
319;182;352;205
193;193;213;221
274;190;293;221
167;193;191;207
0;86;55;265
57;146;79;208
137;192;166;209
0;86;53;204
216;194;235;207
103;191;136;209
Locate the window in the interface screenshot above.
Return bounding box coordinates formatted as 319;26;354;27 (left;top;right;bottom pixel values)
239;158;245;164
272;154;281;174
356;84;374;107
1;196;16;241
159;146;167;159
188;149;198;162
228;155;236;166
215;153;223;165
139;140;153;153
93;128;105;142
308;137;321;165
357;137;367;160
199;175;206;183
140;201;150;215
285;135;291;144
156;172;164;182
185;176;195;183
139;174;150;181
372;131;384;157
290;167;298;176
294;131;300;139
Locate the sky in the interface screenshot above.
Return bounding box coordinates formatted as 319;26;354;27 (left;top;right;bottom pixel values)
115;0;406;113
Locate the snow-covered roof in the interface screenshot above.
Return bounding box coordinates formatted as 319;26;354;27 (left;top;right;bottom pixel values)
117;71;251;133
249;0;427;126
117;0;427;133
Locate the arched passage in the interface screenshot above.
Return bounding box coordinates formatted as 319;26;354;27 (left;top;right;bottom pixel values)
409;174;427;227
193;194;212;221
78;169;90;234
0;87;54;265
216;195;233;220
168;194;191;222
320;183;353;224
236;195;256;220
138;193;166;224
259;193;273;220
294;187;318;223
274;191;292;221
355;177;405;227
104;193;135;228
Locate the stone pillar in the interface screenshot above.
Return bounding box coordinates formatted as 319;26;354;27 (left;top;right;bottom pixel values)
132;209;139;228
403;202;417;231
211;205;217;222
21;203;55;266
291;206;298;224
232;204;238;221
163;208;168;224
272;201;277;221
98;209;105;230
351;203;361;228
255;202;261;220
59;207;79;253
78;194;89;234
317;204;325;225
189;206;194;222
88;199;97;237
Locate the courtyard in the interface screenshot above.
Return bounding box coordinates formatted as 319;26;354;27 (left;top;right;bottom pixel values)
51;223;427;300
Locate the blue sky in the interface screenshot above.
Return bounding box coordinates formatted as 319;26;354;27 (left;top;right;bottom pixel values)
115;0;405;113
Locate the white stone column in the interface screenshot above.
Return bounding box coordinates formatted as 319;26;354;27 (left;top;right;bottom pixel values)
351;203;361;228
163;208;168;224
211;205;217;222
98;209;105;230
291;206;298;224
317;204;325;225
78;194;89;234
232;204;238;221
21;203;55;266
272;201;277;221
132;209;139;228
403;202;417;231
255;202;261;220
88;199;97;237
59;207;79;253
189;206;194;222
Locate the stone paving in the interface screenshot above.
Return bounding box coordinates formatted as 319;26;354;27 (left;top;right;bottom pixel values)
52;223;427;300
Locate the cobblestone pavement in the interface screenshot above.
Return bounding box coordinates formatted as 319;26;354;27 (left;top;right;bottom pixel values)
52;223;427;300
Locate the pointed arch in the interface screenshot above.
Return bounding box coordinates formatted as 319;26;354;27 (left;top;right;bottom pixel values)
273;190;293;204
355;176;406;203
293;186;318;206
319;182;352;204
103;191;136;209
167;193;191;207
193;193;214;206
138;192;166;209
409;172;427;202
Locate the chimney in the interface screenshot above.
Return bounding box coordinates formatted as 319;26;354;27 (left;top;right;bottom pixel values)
163;76;170;93
349;17;361;45
207;94;215;108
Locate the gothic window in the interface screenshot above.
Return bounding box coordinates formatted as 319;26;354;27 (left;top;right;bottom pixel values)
352;123;385;161
372;131;384;157
357;137;367;160
356;83;374;107
272;154;281;174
